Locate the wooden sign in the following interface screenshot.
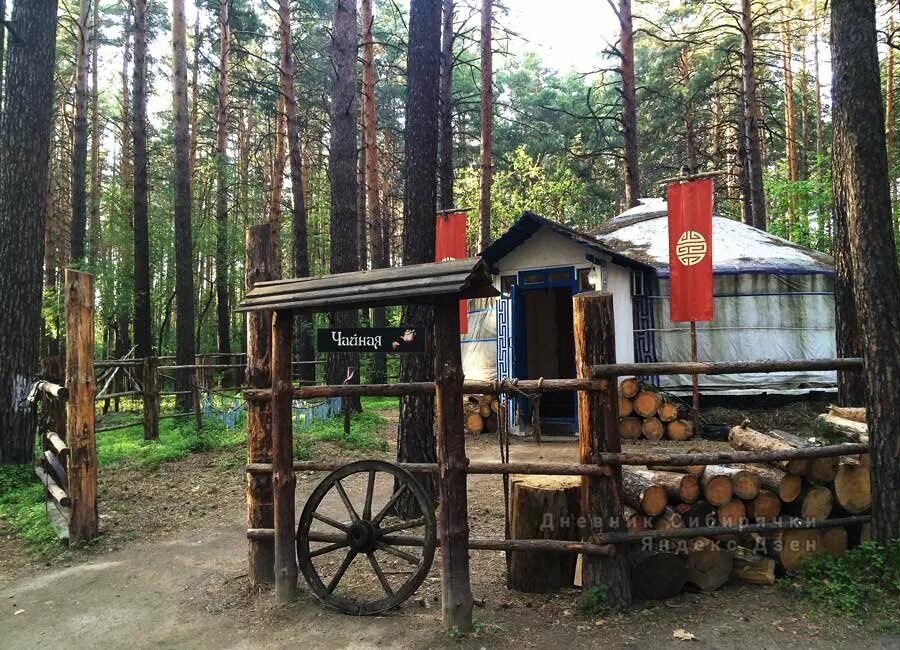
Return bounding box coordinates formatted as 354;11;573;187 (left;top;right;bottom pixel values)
317;327;426;353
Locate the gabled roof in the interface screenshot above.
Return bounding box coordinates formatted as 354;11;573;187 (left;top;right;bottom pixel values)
237;258;498;313
480;211;655;272
593;199;834;275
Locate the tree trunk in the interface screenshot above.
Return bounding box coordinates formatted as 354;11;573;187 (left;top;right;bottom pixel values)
507;475;579;593
438;0;454;210
133;0;152;358
888;17;895;172
397;0;442;510
173;0;196;411
88;0;101;268
269;94;286;272
573;293;631;607
71;0;91;263
736;84;753;226
619;0;640;207
279;0;314;386
361;0;386;383
327;0;361;409
781;2;798;229
189;17;200;178
479;0;493;249
741;0;767;230
831;0;900;542
0;0;58;464
0;0;6;115
215;0;232;384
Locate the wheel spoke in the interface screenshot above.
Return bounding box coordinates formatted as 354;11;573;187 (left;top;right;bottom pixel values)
367;552;394;596
378;517;426;535
312;511;350;533
362;469;376;521
377;542;420;565
372;483;408;525
334;480;360;523
309;541;349;558
326;549;358;594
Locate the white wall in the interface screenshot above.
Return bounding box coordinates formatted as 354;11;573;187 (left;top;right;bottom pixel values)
489;226;636;366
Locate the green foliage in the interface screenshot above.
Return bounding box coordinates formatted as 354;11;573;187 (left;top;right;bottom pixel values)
577;584;614;616
457;146;592;245
780;541;900;625
0;465;60;555
1;396;394;554
96;417;246;469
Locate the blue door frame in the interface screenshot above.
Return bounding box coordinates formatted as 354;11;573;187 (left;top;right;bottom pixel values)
513;266;579;429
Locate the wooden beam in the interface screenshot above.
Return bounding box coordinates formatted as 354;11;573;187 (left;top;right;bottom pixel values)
573;292;631;606
434;297;473;632
245;224;275;586
271;308;297;601
65;269;98;543
35;465;71;508
590;358;863;378
142;356;160;440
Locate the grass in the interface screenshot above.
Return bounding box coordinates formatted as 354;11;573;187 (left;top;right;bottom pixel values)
0;465;60;554
577;584;614;617
780;541;900;628
1;395;396;554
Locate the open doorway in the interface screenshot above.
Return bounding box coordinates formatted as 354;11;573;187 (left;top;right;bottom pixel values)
514;267;578;432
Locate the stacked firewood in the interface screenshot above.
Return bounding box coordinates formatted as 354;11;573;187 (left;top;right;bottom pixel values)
464;394;501;434
617;377;695;441
511;414;872;597
615;423;870;593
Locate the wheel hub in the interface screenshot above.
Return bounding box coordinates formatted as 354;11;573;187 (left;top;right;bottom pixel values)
347;520;378;553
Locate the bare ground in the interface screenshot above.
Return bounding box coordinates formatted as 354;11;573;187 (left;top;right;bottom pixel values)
2;406;898;649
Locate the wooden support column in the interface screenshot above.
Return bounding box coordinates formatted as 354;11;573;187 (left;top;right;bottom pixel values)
142;356;159;440
272;308;297;601
192;370;203;430
434;296;474;632
573;292;631;606
65;269;99;543
246;225;275;585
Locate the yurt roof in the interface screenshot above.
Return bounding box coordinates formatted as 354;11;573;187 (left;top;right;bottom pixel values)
592;198;834;276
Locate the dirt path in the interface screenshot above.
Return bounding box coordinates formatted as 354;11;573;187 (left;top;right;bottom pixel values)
1;417;897;649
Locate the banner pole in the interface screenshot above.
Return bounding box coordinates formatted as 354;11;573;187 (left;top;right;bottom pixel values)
690;320;699;412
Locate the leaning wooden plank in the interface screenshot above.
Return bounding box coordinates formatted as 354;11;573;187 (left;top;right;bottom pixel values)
35;466;71;507
728;425;809;475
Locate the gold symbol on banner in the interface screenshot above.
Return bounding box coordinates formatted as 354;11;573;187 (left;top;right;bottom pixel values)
675;230;708;266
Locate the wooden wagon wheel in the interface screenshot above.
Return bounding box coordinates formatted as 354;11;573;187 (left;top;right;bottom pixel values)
296;460;436;615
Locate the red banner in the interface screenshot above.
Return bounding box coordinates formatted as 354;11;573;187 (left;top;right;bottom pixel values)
667;179;714;322
435;211;469;333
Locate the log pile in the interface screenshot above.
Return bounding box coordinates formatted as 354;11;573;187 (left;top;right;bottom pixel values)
565;417;870;599
464;394;501;434
617;377;695;441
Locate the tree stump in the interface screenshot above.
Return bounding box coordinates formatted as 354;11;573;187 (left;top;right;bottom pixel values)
508;475;580;593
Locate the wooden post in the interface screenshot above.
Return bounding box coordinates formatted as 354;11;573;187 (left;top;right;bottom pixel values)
690;321;699;412
245;225;275;585
573;292;631;606
65;269;99;543
192;370;203;430
272;308;297;601
142;356;160;440
434;297;474;632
